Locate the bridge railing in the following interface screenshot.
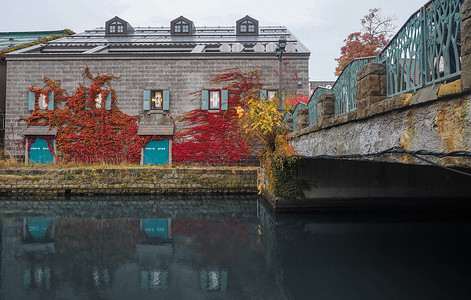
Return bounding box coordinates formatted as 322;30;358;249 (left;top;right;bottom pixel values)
332;56;379;115
381;0;464;97
308;87;330;126
285;0;465;133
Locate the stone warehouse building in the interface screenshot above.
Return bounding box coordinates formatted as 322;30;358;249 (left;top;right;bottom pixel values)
0;30;72;150
3;16;310;164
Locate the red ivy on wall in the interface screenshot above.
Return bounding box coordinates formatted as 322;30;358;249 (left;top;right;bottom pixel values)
20;68;164;164
172;69;263;165
21;67;261;165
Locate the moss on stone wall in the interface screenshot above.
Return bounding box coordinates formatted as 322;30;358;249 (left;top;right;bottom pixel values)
0;167;258;197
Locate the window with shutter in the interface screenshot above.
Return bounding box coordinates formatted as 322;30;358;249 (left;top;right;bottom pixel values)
48;90;54;110
209;90;220;110
221;89;228;111
151;90;163;110
163;90;170;110
144;89;170;111
201;90;209;110
260;90;267;100
105;92;112;110
143;90;151;110
28;90;35;110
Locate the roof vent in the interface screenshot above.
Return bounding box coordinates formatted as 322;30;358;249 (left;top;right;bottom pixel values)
231;43;244;52
265;42;276;52
286;42;296;52
253;43;265;52
219;43;231;53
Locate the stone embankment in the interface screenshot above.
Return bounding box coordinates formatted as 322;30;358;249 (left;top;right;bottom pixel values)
0;167;258;197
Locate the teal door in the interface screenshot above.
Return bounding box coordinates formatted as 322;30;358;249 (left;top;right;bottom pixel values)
143;139;169;165
29;138;54;164
141;219;169;239
27;217;54;241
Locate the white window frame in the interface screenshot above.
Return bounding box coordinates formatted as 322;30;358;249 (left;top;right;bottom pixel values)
209;90;221;110
151;90;163;110
110;21;124;34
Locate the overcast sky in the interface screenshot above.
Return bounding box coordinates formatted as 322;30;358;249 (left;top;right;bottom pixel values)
2;0;427;81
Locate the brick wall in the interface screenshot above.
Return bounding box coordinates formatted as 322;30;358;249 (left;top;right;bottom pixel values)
4;56;309;158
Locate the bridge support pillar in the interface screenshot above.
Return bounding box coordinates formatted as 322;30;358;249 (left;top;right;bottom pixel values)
462;0;471;92
356;63;387;119
283;117;293;133
296;108;309;131
316;93;335;128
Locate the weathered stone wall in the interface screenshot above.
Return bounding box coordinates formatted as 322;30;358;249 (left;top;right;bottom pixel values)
0;196;258;216
287;2;471;168
462;0;471;92
0;167;258;197
0;61;5;113
291;88;471;167
0;61;5;147
4;55;309;158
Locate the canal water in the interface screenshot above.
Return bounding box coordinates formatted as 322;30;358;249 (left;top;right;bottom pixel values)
1;196;471;300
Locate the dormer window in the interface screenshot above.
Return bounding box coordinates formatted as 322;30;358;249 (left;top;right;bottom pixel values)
171;16;195;35
236;15;259;35
109;21;124;34
240;20;255;33
174;20;189;33
105;16;135;36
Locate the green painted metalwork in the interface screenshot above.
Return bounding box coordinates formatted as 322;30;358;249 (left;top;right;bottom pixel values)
333;57;377;116
381;0;463;97
280;0;466;133
424;0;463;84
308;87;330;126
0;30;70;51
381;8;425;96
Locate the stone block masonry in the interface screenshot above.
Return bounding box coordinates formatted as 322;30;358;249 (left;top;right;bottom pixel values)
462;0;471;92
0;167;258;197
4;56;309;159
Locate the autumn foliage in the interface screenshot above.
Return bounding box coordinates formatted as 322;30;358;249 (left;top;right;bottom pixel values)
22;67;161;164
172;69;263;165
335;8;396;76
283;94;310;112
21;67;301;166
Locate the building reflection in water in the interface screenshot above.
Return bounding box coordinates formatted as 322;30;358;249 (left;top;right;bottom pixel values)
11;198;471;299
138;218;171;290
21;217;55;292
0;198;275;299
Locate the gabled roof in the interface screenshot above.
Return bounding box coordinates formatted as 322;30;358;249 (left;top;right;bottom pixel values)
105;16;135;36
170;16;196;35
236;15;259;35
6;18;310;58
